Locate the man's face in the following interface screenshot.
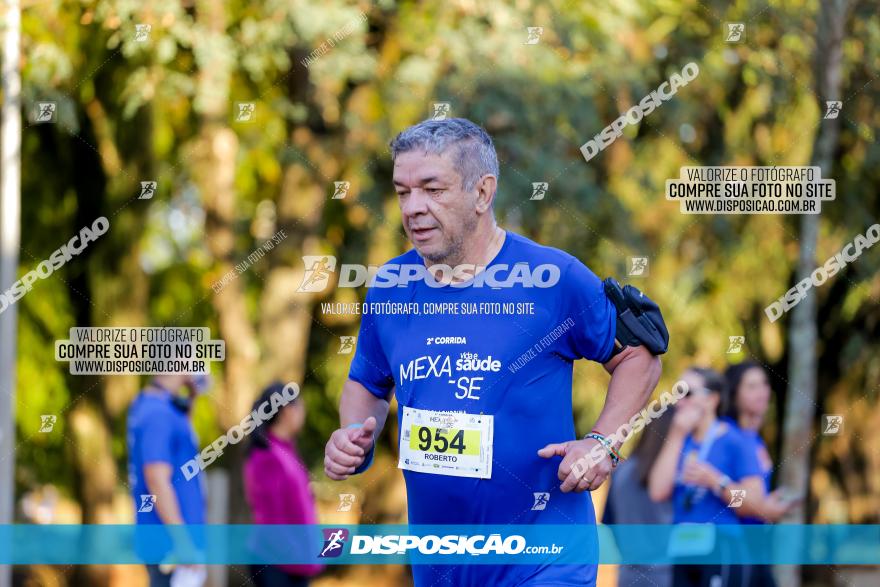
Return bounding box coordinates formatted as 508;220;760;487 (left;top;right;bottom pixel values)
393;149;479;264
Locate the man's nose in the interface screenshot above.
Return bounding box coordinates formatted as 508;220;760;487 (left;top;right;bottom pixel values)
400;190;429;217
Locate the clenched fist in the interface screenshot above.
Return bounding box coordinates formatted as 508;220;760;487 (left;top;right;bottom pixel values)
324;416;377;480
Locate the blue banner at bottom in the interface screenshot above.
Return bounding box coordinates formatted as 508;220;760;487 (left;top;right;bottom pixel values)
0;525;877;566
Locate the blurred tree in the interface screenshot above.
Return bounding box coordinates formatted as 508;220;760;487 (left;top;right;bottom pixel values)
777;2;852;586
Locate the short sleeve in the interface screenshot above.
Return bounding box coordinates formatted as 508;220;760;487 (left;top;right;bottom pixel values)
556;258;617;363
140;411;174;465
348;292;395;400
731;433;763;481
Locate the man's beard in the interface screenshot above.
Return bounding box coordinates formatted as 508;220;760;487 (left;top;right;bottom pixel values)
418;217;477;266
420;236;460;265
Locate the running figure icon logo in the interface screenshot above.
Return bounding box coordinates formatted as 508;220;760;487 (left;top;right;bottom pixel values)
319;528;350;558
728;489;746;508
235;102;256;122
822;415;843;435
824;101;842;120
338;336;356;354
532;492;549;511
725;23;745;42
431;102;451;121
332;181;350;199
726;336;745;354
135;24;152;42
39;415;57;433
337;494;356;512
35;102;57;123
530;182;549;200
524;27;544;45
297;256;338;293
138;494;157;513
628;257;649;277
139;181;157;200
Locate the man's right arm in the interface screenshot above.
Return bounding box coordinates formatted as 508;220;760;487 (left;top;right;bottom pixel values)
324;379;391;480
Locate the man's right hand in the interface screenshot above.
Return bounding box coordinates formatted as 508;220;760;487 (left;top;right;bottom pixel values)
324;416;377;480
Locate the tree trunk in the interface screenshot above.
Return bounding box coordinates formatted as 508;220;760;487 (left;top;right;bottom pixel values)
190;1;258;530
199;121;258;525
776;2;850;586
259;129;338;388
257;45;336;388
64;98;130;586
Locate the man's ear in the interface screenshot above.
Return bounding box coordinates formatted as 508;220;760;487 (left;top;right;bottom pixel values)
474;174;497;214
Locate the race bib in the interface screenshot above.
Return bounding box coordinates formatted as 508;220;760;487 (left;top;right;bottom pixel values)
398;407;493;479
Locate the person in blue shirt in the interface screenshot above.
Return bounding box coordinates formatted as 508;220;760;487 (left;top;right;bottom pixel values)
127;373;209;587
322;118;664;586
723;361;800;586
722;361;798;524
649;367;766;587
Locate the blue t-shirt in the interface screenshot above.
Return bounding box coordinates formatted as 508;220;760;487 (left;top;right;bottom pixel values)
126;391;205;525
723;417;772;525
349;232;617;586
672;421;762;525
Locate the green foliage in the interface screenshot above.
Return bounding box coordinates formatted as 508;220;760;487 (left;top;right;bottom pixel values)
12;0;880;530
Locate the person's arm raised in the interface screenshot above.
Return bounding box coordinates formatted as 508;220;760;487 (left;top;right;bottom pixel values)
648;404;700;502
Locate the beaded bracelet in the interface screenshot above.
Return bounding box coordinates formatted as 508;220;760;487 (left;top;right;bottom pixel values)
583;431;622;468
592;430;624;462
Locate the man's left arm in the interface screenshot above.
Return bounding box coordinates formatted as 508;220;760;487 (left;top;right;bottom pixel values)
536;265;666;492
538;345;661;493
593;344;662;451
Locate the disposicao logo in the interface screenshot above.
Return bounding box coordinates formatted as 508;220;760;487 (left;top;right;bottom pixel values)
319;528;349;558
296;257;560;291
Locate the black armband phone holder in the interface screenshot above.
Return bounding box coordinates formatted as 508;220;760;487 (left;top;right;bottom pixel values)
603;277;669;356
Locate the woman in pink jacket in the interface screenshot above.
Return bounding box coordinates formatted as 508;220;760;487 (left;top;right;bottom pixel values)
244;382;323;587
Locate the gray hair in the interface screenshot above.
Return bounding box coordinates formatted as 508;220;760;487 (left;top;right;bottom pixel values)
389;118;499;191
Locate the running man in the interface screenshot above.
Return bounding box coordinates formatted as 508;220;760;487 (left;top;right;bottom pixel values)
323;118;665;586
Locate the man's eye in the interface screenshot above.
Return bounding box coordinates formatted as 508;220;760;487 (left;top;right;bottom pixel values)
427;188;443;195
